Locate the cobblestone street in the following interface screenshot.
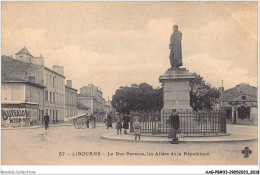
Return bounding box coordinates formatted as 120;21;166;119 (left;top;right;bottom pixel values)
1;124;258;165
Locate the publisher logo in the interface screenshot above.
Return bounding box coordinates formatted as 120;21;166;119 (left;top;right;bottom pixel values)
241;147;252;158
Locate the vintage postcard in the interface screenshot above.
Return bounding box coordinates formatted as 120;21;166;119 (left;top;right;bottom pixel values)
1;1;259;174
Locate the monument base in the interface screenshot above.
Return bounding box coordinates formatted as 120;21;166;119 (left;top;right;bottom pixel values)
159;67;195;113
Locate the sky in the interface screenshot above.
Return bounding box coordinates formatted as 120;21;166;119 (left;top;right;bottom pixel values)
2;1;258;100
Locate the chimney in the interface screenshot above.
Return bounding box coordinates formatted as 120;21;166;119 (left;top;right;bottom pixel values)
52;65;64;75
67;80;72;87
32;55;44;66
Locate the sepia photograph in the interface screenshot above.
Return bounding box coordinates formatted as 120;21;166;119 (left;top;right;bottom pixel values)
1;1;259;174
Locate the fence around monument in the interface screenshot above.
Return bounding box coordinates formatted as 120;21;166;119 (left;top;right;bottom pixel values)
129;110;226;135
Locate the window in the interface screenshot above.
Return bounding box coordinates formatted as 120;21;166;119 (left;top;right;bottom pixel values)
53;93;55;103
38;110;40;121
27;90;31;101
45;91;48;101
50;92;52;102
46;74;48;85
28;89;33;99
53;77;55;87
28;76;35;82
12;89;18;101
49;75;52;85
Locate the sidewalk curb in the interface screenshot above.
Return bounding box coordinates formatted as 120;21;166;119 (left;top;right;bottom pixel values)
49;124;72;128
127;133;231;138
100;133;258;144
1;123;107;130
1;126;41;130
1;123;72;130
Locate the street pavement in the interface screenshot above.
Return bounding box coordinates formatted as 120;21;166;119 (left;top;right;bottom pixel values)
1;123;258;165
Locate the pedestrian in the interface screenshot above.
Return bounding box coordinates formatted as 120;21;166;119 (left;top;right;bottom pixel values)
106;113;113;129
122;114;130;134
133;117;141;140
167;111;180;144
115;114;122;135
43;112;50;130
86;115;90;129
104;118;107;126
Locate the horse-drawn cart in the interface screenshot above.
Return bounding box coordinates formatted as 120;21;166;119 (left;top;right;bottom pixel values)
64;114;90;129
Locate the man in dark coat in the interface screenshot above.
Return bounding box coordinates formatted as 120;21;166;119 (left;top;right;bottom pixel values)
43;112;50;130
167;112;180;144
106;113;113;129
86;114;90;128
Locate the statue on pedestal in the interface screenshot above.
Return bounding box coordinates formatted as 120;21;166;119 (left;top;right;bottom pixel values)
169;25;182;68
160;25;194;113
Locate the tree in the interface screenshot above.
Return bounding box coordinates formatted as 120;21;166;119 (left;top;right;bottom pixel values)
190;73;220;111
112;73;220;114
112;83;163;114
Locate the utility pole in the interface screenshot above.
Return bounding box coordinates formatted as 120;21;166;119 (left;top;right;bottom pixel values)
221;80;224;92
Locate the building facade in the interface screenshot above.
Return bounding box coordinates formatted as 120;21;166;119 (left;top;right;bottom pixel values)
220;83;258;125
65;80;78;118
1;55;45;127
77;84;106;122
104;100;113;115
2;47;66;125
44;66;66;123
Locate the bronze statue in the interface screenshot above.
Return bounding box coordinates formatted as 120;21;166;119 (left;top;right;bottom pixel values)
169;25;182;68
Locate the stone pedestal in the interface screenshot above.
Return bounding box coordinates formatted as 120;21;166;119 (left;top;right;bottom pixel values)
159;68;195;113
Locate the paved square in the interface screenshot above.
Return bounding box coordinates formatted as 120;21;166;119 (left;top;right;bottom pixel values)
1;124;258;165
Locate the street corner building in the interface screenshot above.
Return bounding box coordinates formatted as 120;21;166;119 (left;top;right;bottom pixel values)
219;83;258;125
1;47;67;127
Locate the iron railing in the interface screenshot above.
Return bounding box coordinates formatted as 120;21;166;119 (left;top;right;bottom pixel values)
130;110;226;135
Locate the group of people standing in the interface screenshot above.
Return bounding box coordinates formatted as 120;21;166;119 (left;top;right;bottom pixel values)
44;110;180;144
115;113;130;135
85;114;96;129
105;113;131;135
105;113;141;140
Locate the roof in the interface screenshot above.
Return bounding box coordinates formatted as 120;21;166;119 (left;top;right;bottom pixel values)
220;83;257;101
65;85;78;91
1;55;44;84
77;101;90;110
15;47;33;57
44;66;66;78
1;101;39;105
76;94;97;101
